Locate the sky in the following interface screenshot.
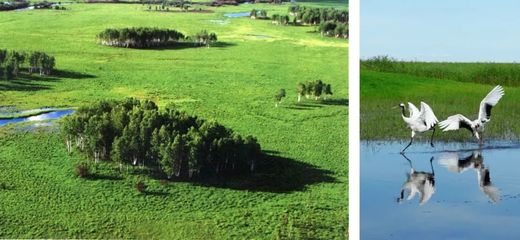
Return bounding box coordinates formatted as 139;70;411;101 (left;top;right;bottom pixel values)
361;0;520;62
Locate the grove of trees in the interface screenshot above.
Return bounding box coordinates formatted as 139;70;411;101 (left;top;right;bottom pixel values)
296;80;332;101
274;88;286;107
97;27;185;48
271;14;290;25
317;21;348;39
288;5;348;39
250;9;267;19
62;98;262;179
0;1;29;11
98;27;219;48
189;30;218;47
0;49;56;80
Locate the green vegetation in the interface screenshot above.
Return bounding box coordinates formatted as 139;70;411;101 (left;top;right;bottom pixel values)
362;56;520;87
274;88;286;107
361;67;520;141
97;27;185;48
0;2;347;239
0;49;55;80
63;98;262;178
98;27;218;48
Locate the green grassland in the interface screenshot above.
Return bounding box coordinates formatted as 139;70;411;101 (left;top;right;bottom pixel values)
361;67;520;141
362;56;520;87
0;1;348;239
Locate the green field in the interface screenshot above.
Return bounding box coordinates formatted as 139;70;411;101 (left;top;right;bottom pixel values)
361;62;520;141
0;2;348;239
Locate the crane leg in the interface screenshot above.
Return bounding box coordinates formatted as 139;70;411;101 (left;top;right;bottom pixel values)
401;137;413;153
430;127;436;148
429;156;435;175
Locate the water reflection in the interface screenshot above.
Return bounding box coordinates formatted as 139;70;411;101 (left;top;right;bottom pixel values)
439;150;500;203
398;154;435;205
361;141;520;239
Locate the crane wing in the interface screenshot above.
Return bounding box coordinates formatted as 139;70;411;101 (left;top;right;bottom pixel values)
408;102;420;119
478;168;500;203
419;102;438;128
478;85;504;122
419;178;435;205
482;185;500;203
439;114;473;133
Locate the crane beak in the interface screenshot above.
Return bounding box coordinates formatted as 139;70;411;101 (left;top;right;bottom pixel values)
392;105;399;109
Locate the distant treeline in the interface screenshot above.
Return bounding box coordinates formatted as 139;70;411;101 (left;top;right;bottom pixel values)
0;0;29;11
0;1;66;11
289;5;348;25
62;99;262;179
361;55;520;87
0;49;56;80
97;27;217;48
250;6;348;39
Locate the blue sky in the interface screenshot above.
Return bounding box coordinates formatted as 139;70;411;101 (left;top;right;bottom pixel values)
361;0;520;62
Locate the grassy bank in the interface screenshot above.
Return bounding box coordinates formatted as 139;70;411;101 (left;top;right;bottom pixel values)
0;2;348;239
362;56;520;87
361;70;520;141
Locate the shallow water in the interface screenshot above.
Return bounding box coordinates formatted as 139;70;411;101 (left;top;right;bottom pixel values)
224;12;250;18
0;109;74;127
361;141;520;239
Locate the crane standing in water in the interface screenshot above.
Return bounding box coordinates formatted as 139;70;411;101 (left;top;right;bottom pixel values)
397;101;439;153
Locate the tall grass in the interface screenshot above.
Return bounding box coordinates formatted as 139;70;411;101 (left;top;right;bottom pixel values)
361;56;520;87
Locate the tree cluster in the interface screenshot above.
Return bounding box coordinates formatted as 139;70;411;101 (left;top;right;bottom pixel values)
274;88;286;107
289;5;348;26
271;14;290;25
188;30;218;47
0;49;55;80
98;27;218;48
97;27;185;48
0;0;29;11
317;21;348;39
250;9;267;19
62;99;262;179
296;80;332;102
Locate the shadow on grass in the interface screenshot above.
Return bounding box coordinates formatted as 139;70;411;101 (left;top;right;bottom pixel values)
86;173;124;181
133;41;236;50
320;98;349;107
142;190;169;197
283;102;324;110
0;69;96;91
193;153;337;193
53;70;96;79
0;79;53;91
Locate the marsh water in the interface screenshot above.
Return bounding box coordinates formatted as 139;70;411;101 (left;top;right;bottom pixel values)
224;12;250;18
0;109;74;127
362;141;520;239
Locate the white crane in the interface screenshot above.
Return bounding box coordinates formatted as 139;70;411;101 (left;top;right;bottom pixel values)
396;101;439;153
439;85;505;144
398;154;436;205
438;150;500;203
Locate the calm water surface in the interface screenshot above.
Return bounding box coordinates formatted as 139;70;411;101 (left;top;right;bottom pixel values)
362;141;520;240
224;12;250;18
0;109;74;127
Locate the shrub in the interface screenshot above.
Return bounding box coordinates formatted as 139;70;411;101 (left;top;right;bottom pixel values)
135;180;147;193
75;163;90;178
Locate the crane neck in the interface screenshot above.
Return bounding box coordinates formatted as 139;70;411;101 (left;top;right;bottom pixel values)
400;105;406;117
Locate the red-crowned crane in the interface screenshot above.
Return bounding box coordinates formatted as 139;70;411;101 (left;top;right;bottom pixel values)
439;85;504;144
397;101;439;153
